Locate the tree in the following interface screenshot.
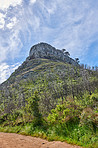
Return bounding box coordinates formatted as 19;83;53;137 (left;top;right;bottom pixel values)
62;49;66;53
62;49;70;56
75;58;79;63
27;91;42;126
64;51;70;56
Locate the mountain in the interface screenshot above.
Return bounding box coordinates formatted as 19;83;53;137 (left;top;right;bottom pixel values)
1;42;78;86
0;42;98;116
0;43;98;147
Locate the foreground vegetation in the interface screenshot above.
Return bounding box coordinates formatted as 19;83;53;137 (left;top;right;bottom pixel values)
0;91;98;148
0;58;98;147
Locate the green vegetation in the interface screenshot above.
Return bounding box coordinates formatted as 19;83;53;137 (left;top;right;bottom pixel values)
0;91;98;147
0;58;98;147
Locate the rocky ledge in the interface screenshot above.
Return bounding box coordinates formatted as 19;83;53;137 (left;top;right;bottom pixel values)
26;42;78;66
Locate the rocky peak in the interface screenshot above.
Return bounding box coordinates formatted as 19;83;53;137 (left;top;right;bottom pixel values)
26;42;78;66
29;42;57;58
30;42;55;53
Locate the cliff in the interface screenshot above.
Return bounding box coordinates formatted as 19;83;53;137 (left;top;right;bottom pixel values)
26;42;78;66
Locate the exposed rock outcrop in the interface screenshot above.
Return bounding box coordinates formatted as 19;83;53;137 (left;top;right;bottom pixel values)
26;42;78;66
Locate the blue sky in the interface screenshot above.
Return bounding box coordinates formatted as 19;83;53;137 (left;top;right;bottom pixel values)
0;0;98;83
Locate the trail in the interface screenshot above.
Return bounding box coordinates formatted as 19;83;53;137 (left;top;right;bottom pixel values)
0;132;82;148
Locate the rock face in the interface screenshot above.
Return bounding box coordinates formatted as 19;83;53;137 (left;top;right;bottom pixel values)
29;42;64;60
27;42;78;66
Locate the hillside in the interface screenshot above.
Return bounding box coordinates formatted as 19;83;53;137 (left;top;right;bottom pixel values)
0;43;98;148
0;43;97;113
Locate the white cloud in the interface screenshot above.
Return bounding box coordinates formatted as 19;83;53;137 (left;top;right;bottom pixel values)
0;63;20;84
0;13;5;29
0;0;40;64
0;0;22;10
30;0;36;4
6;17;17;29
0;29;23;63
43;0;98;58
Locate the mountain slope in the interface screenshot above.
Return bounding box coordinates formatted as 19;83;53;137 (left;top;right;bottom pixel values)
0;43;98;148
0;43;97;116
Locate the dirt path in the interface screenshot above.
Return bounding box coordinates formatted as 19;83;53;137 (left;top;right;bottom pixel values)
0;132;82;148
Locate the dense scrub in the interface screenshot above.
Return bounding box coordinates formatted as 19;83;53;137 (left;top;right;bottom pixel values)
0;58;98;147
0;91;98;147
0;59;98;116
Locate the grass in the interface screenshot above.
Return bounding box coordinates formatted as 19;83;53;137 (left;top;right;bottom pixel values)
0;122;97;148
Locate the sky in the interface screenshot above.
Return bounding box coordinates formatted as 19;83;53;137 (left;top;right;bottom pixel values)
0;0;98;84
